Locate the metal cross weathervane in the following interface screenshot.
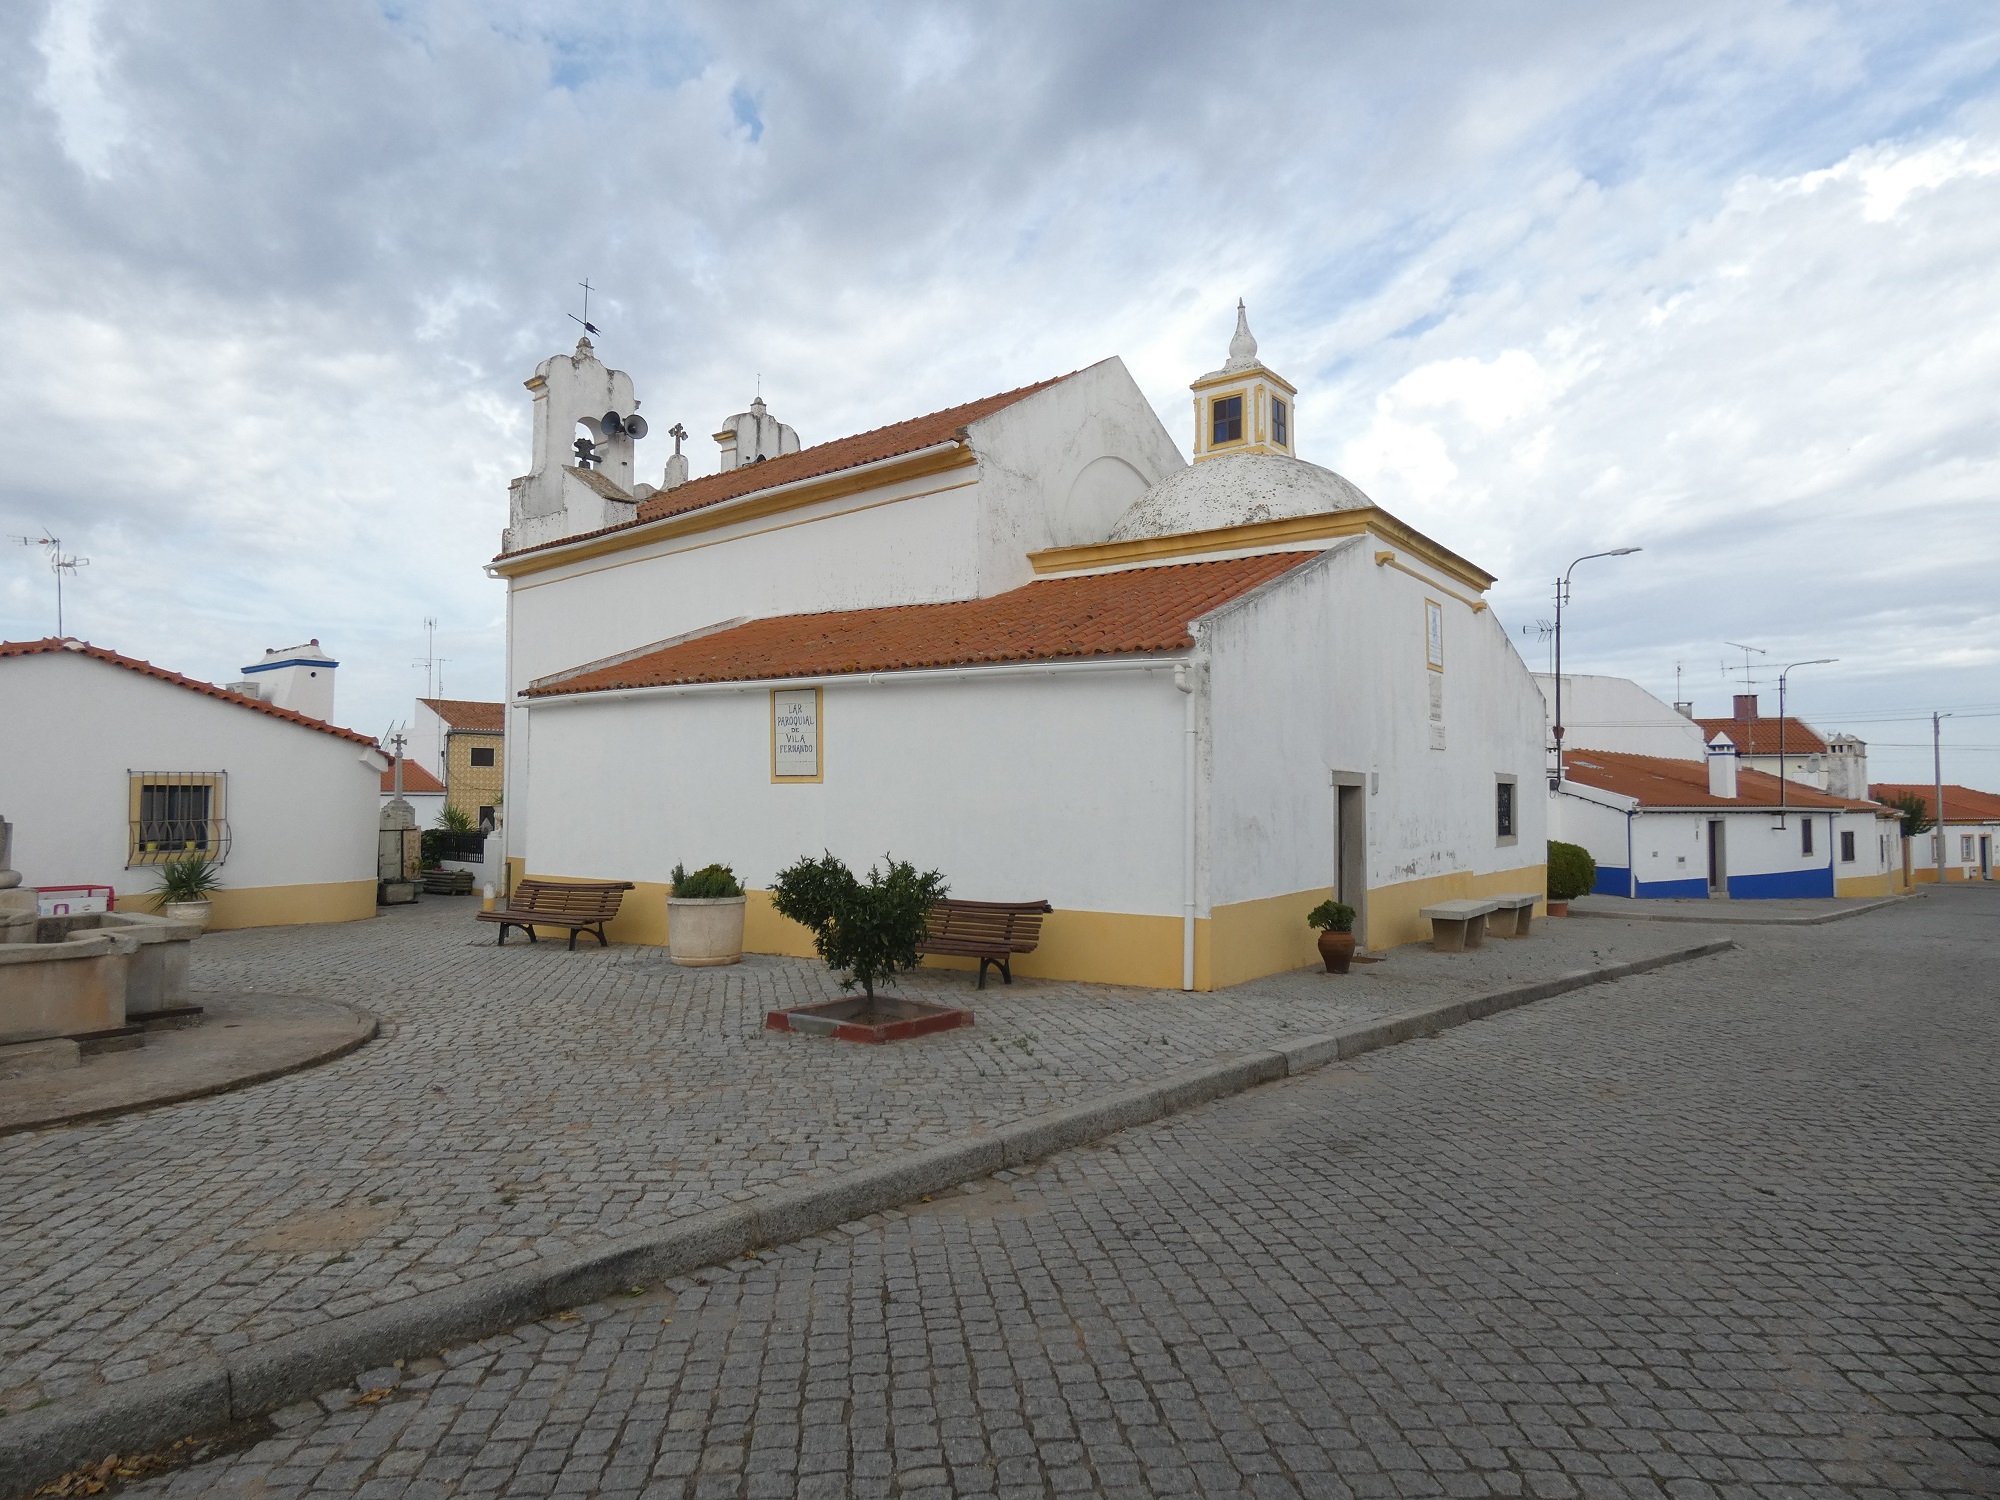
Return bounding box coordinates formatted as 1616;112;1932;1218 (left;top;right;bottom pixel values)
569;278;601;338
12;532;88;636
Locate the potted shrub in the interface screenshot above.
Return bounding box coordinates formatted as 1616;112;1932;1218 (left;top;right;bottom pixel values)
666;861;747;967
1545;840;1597;915
154;854;221;930
771;851;947;1001
1306;898;1357;973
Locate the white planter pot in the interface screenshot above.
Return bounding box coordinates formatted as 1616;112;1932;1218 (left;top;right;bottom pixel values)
161;900;212;932
667;895;746;967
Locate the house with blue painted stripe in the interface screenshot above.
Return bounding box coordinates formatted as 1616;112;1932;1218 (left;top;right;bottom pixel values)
1556;739;1899;899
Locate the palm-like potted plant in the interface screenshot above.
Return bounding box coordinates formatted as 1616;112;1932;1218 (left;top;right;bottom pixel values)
154;854;221;930
1306;898;1357;973
666;862;747;967
1545;840;1597;915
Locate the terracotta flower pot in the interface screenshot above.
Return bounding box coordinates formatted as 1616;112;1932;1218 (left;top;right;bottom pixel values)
1546;900;1569;917
1316;929;1356;974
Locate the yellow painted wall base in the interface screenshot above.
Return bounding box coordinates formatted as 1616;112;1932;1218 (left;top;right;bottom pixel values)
1835;873;1894;898
523;864;1547;992
1358;865;1549;956
129;879;378;930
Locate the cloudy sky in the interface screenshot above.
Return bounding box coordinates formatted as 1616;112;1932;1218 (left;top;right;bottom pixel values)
4;0;1997;783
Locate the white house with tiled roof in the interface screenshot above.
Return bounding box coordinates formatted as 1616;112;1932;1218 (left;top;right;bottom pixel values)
493;309;1550;985
0;638;387;928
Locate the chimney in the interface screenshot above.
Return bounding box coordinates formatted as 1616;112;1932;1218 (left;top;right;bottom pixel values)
1673;701;1694;719
1707;733;1739;798
237;638;337;722
1733;693;1758;720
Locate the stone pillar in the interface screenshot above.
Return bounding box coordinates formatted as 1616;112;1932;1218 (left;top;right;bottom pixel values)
0;816;34;944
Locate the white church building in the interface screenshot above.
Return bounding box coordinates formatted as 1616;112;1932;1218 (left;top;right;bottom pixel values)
490;309;1550;989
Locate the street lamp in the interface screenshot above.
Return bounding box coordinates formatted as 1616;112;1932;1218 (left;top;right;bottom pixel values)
1774;657;1836;824
1550;547;1643;790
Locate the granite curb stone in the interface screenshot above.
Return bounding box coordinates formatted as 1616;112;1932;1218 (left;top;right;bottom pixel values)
0;936;1734;1499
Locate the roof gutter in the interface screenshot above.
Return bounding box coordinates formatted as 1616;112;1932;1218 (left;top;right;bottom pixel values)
486;440;968;578
518;654;1189;709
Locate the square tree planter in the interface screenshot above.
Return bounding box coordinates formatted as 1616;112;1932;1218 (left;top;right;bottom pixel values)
765;995;973;1044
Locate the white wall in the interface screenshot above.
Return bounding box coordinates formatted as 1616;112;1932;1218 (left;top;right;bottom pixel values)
0;651;380;900
521;669;1187;915
1203;538;1548;908
967;358;1187;593
1535;673;1707;761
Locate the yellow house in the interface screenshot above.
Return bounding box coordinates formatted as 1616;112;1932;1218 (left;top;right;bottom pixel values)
416;698;505;828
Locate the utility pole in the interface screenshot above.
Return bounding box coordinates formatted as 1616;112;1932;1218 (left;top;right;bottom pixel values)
1934;712;1945;875
1551;548;1642;791
1774;658;1835;825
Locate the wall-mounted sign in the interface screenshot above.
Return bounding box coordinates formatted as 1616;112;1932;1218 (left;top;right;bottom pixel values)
771;688;822;781
1425;599;1444;671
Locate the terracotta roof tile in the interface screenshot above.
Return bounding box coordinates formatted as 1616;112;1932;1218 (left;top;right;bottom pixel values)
1564;749;1885;811
0;638;380;747
419;698;506;732
526;553;1311;697
380;761;446;794
1869;783;2000;824
500;373;1069;560
1693;716;1829;755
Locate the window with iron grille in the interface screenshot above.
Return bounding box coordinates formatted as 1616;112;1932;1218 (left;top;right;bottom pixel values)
128;772;231;866
1495;777;1516;844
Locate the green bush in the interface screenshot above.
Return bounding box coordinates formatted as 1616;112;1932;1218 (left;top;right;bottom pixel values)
1547;840;1597;901
1305;899;1355;933
771;851;948;999
419;829;447;868
670;862;744;899
154;855;222;904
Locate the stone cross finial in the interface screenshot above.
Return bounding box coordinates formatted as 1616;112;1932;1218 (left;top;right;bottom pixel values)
0;815;18;889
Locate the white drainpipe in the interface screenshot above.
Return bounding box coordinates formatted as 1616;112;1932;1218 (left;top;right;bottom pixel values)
1175;660;1197;992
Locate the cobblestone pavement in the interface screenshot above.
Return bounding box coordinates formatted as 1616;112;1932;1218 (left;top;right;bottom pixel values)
129;887;1996;1499
2;902;1704;1412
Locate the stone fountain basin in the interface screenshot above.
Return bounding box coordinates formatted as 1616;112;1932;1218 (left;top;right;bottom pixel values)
0;910;202;1044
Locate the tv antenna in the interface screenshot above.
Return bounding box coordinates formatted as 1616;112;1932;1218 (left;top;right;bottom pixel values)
412;617;450;701
569;278;601;338
1518;618;1555;676
13;531;88;636
1722;640;1766;692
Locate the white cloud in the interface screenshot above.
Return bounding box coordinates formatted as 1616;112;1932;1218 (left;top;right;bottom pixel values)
1;0;1997;780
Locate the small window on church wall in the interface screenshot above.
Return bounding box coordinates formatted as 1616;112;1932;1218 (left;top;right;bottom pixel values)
1271;398;1287;446
1211;395;1243;446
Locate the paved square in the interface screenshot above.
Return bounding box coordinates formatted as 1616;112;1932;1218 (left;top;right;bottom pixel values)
1;899;1696;1414
122;888;1999;1498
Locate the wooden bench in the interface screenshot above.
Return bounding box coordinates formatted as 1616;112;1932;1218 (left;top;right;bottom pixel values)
478;879;634;950
1419;898;1498;952
917;898;1054;988
1487;893;1541;938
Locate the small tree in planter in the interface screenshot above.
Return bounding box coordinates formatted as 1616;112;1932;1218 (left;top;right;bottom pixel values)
1306;898;1357;974
1546;840;1597;913
154;855;222;930
666;862;747;967
771;851;947;1000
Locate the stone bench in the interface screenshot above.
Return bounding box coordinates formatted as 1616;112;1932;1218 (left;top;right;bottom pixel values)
1487;893;1542;939
1419;898;1499;952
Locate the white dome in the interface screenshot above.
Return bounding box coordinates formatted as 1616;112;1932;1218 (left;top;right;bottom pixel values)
1108;452;1374;542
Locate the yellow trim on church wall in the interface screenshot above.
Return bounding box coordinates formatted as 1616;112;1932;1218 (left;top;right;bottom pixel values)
494;444;979;580
129;879;377;930
1190;365;1297;396
1026;507;1496;592
521;864;1545;991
